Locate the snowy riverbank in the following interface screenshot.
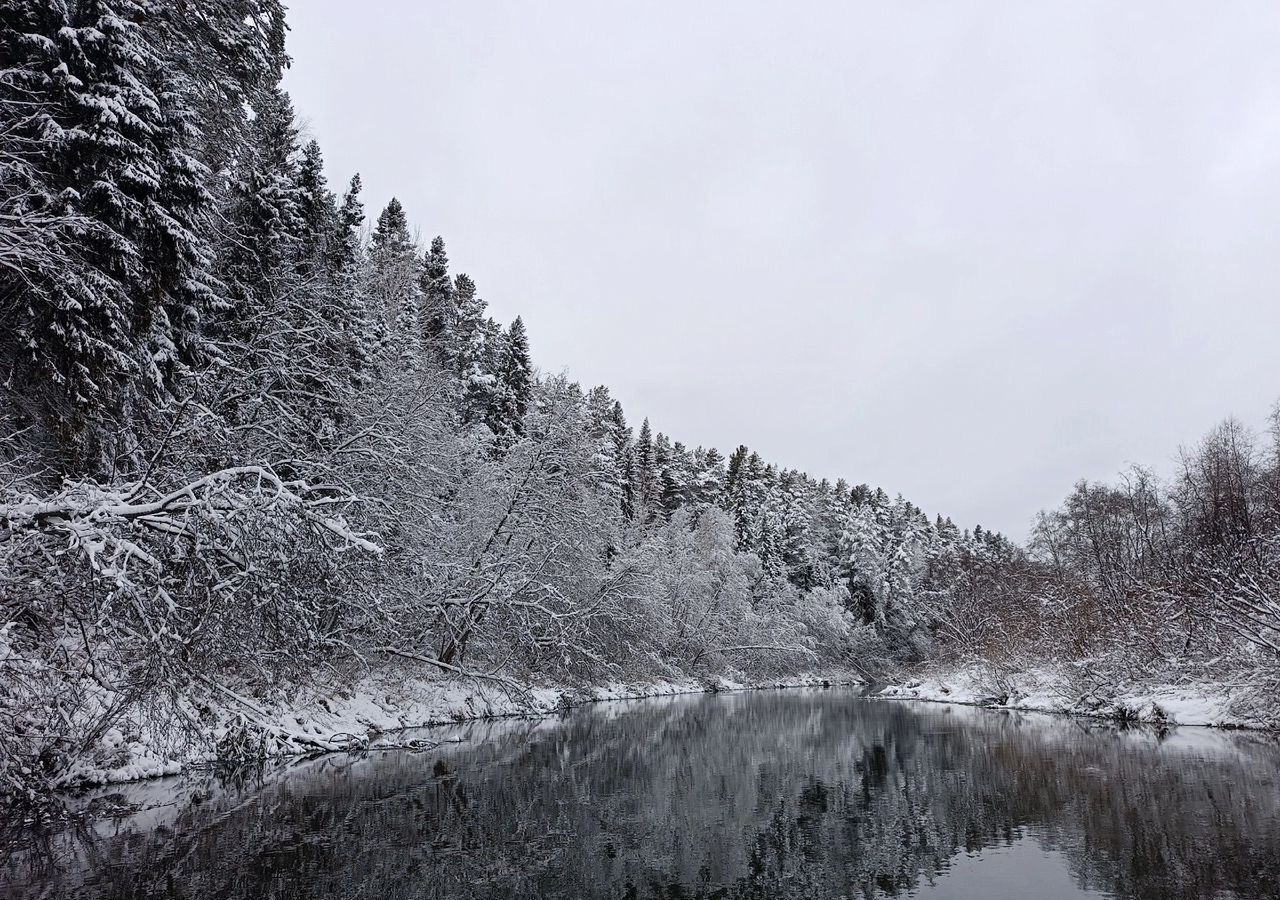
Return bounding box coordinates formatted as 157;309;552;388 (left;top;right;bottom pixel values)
54;662;1278;794
877;665;1275;730
62;671;861;790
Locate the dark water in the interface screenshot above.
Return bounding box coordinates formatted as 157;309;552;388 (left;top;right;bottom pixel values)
4;688;1280;899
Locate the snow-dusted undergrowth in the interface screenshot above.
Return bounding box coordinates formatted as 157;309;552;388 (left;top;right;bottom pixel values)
879;664;1273;730
62;672;859;789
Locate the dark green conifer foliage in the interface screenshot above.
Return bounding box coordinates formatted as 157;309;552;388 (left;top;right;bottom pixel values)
609;401;635;518
488;315;532;440
216;85;303;338
296;139;339;266
694;446;727;507
452;274;503;426
420;235;453;345
368;198;421;344
634;418;658;520
334;175;366;270
330;175;374;377
0;0;256;470
371;198;411;252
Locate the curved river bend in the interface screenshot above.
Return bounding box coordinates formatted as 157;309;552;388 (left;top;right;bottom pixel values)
5;688;1280;899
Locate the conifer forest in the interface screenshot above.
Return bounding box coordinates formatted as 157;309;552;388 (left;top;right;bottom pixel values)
1;1;1278;812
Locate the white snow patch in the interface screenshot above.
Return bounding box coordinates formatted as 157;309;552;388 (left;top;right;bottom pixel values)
878;664;1262;729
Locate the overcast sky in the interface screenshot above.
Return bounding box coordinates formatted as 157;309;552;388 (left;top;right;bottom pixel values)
283;1;1280;538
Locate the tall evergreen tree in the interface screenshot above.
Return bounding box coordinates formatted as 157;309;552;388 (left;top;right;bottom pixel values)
452;273;504;425
660;440;695;514
333;174;366;271
371;197;411;253
367;198;421;355
295;139;338;266
610;400;635;518
0;0;239;470
215;84;303;336
693;447;727;508
634;419;659;519
488;316;532;439
420;235;453;345
325;174;375;378
147;1;288;173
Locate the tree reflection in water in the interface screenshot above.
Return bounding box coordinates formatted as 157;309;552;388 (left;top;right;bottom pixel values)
5;689;1280;900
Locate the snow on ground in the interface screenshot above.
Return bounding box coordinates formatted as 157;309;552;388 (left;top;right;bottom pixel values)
71;660;1272;793
877;664;1260;729
62;671;857;790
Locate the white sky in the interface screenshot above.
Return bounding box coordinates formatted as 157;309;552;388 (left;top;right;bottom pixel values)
283;0;1280;538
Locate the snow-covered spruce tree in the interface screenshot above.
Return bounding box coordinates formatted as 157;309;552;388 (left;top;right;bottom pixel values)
610;399;636;519
772;469;821;590
334;175;366;269
633;418;659;521
691;446;727;509
367;197;421;352
325;173;377;382
725;446;771;553
486;315;532;442
659;440;695;515
295;139;338;265
583;385;629;527
837;492;934;653
145;1;287;174
420;234;453;346
214;85;303;335
448;272;506;428
0;0;218;471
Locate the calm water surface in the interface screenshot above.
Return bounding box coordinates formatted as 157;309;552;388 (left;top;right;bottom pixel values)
4;688;1280;899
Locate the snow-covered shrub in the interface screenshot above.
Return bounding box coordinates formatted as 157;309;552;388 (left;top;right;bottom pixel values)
0;466;376;797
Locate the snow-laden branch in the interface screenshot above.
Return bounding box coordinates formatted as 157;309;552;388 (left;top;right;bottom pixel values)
0;465;381;555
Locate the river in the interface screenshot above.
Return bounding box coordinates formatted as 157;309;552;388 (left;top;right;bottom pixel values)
4;687;1279;899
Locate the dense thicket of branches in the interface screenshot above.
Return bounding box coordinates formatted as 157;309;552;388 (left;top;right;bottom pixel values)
927;412;1280;712
0;3;1275;804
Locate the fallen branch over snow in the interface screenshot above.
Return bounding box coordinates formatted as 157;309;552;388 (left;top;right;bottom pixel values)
200;677;367;754
374;646;533;697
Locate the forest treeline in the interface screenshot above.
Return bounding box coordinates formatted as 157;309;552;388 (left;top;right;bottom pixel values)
1;2;1277;803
